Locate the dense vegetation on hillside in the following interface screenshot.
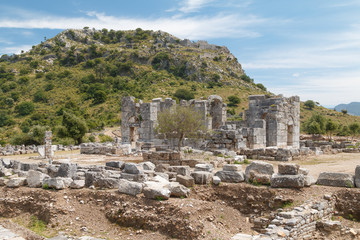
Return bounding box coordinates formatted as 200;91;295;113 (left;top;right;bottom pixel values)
0;28;267;145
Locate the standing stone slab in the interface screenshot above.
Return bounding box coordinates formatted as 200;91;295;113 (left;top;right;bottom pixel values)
278;163;299;175
245;161;274;182
316;172;354;188
271;174;305;188
118;179;143;196
215;171;244;183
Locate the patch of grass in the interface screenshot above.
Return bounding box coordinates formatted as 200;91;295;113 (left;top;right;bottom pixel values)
155;196;166;201
42;183;49;189
28;216;52;237
281;201;293;209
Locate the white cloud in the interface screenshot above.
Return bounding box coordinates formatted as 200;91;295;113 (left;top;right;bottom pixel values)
179;0;214;13
268;70;360;106
2;45;32;54
292;73;300;77
0;11;265;40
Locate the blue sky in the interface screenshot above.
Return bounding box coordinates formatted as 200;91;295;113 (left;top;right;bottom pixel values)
0;0;360;107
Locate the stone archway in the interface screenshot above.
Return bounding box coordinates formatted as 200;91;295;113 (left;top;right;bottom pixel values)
287;117;295;147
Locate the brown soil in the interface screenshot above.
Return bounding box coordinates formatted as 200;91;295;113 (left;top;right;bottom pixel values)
1;184;360;240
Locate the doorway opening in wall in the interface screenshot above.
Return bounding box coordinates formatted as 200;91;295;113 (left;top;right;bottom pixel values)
287;125;294;146
129;127;137;148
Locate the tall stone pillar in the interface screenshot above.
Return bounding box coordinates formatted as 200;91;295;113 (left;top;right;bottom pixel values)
44;131;53;164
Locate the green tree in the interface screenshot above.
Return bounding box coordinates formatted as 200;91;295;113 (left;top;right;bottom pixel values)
341;109;348;115
228;95;241;107
304;114;326;137
325;119;338;141
62;111;88;144
156;106;206;150
349;123;360;140
16;102;35;116
174;88;194;101
304;100;315;110
0;111;13;127
256;83;267;91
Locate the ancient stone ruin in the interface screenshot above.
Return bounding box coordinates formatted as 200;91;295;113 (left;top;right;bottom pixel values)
121;94;300;153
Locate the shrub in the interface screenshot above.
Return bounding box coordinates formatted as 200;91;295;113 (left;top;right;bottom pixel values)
16;102;35;116
99;134;114;143
33;90;47;103
228;95;240;107
174;88;194;101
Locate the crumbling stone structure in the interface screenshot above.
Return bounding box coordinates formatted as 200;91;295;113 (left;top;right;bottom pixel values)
121;95;227;148
121;94;300;152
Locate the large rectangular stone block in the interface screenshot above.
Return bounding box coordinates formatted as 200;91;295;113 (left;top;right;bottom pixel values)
316;172;354;188
271;174;304;188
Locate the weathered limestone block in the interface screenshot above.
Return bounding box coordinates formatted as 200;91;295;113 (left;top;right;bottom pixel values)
142;161;156;171
124;163;143;174
20;163;38;171
57;163;77;179
0;167;12;177
168;166;191;176
215;171;244;183
105;161;124;169
118;179;143;196
355;165;360;188
271;174;305;188
316;220;342;232
317;172;354;187
6;177;26;188
70;180;85;189
85;172;105;187
299;167;309;176
155;172;169;181
245;161;274;182
120;173;148;182
223;164;242;171
278;163;300;175
143;181;170;200
169;182;190;198
304;175;316;187
43;177;66;190
154;164;170;173
96;178;120;189
191;171;212;184
27;170;49;188
176;175;195;187
0;177;9;186
194;163;214;173
212;176;221;185
46;165;58;177
248;171;271;185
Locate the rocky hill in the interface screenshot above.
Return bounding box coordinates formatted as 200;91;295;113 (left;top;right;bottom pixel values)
334;102;360;116
0;28;267;145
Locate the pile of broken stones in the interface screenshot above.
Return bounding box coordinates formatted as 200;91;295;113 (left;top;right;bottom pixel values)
1;156;360;201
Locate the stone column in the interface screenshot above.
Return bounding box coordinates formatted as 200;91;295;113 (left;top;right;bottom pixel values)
44;131;53;164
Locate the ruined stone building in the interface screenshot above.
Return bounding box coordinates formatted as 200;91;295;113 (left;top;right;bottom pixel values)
121;94;300;151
